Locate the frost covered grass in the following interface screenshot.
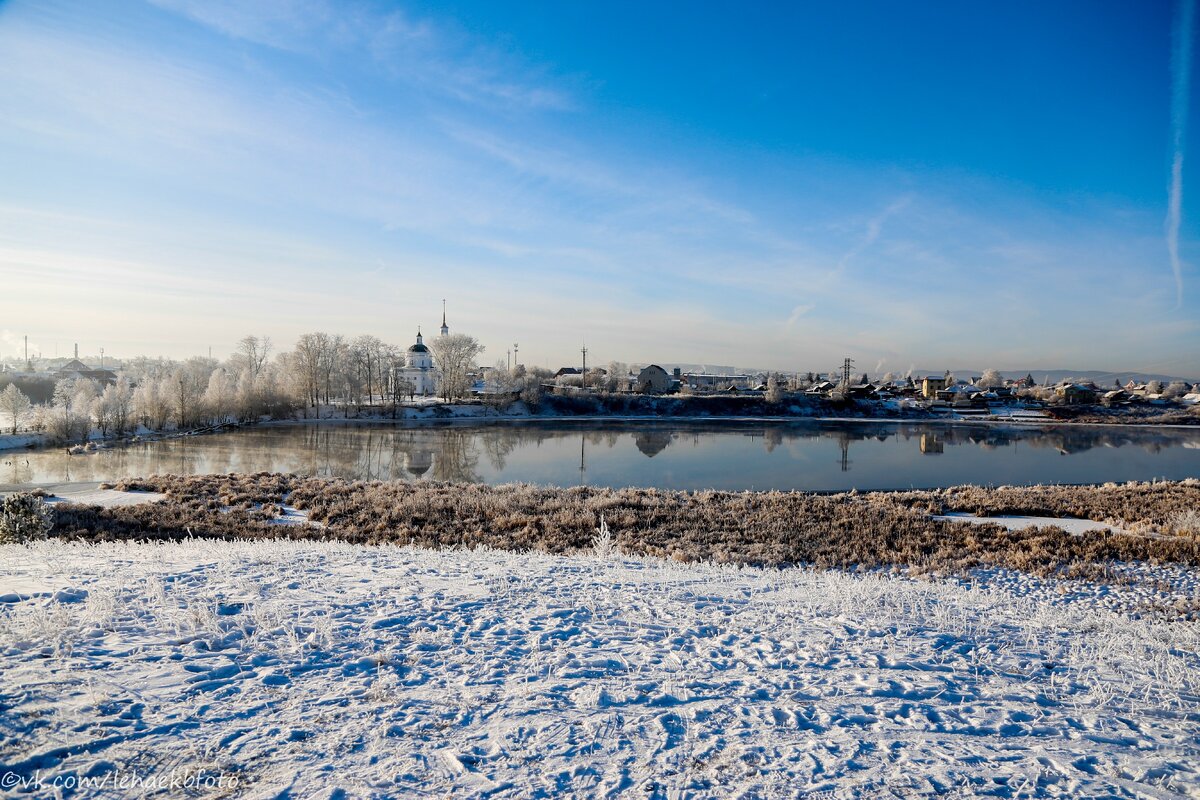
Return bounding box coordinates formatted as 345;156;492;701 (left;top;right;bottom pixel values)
44;474;1200;586
1;538;1198;798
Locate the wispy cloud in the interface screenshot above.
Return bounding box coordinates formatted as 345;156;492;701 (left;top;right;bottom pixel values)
1167;0;1194;308
149;0;574;111
831;195;913;278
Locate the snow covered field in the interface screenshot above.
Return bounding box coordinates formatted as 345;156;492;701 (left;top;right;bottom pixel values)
1;540;1198;798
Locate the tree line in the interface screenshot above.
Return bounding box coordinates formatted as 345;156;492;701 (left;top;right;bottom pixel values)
0;331;504;444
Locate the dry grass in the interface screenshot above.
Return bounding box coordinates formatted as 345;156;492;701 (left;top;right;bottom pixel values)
34;473;1198;581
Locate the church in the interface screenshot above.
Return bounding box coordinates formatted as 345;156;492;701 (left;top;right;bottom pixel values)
394;305;449;397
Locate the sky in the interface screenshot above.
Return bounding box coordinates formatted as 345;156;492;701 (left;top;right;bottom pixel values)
0;0;1197;376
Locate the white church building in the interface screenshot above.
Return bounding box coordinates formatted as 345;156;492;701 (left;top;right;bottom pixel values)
394;306;450;397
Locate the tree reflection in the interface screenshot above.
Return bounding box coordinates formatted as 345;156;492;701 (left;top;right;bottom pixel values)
5;420;1199;490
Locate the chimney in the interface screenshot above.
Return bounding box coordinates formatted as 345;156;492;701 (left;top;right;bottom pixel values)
74;343;78;359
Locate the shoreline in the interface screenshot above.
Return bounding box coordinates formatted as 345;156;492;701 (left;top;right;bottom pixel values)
37;473;1200;588
4;403;1196;454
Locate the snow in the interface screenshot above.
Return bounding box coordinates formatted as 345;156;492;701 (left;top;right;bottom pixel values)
931;512;1138;536
1;540;1197;797
40;488;166;508
0;434;43;453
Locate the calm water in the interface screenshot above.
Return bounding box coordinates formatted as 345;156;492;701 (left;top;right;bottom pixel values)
4;420;1200;491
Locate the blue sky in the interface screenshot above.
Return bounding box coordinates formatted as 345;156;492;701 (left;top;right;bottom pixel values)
1;0;1196;376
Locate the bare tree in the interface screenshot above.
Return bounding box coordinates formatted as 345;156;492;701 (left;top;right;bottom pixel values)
291;333;329;407
236;335;273;377
430;333;484;401
0;383;31;435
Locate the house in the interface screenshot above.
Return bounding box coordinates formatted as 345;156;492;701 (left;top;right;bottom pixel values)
921;376;948;399
681;372;752;391
54;358;118;386
635;365;673;394
844;383;878;399
1102;389;1131;405
554;367;582;378
936;384;983;405
1056;384;1097;405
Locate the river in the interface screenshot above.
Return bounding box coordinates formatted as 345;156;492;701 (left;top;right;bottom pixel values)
3;419;1199;491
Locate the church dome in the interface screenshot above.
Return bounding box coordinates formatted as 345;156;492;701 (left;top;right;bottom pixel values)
408;342;429;353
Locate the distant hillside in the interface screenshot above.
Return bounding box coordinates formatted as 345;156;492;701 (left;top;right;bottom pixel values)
649;364;1196;385
942;369;1198;386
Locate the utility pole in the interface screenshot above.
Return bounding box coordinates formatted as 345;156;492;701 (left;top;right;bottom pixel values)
99;347;104;369
581;344;588;389
513;343;518;368
506;349;511;371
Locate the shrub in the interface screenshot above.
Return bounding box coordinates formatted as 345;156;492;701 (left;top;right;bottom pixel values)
1170;509;1200;537
592;515;616;558
0;493;55;543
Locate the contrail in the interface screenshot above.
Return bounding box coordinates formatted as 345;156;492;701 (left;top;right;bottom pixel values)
1167;0;1195;308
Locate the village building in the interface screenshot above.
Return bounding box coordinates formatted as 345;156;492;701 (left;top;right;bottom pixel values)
681;372;751;391
1056;384;1098;405
395;330;438;396
394;307;450;397
54;358;118;386
920;376;948;399
636;364;673;394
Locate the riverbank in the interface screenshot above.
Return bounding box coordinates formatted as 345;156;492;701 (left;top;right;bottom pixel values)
34;474;1197;601
3;393;1195;454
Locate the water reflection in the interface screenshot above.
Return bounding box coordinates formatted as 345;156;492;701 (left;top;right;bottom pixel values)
3;420;1199;491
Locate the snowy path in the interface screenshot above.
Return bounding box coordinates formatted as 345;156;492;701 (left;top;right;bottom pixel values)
0;540;1197;798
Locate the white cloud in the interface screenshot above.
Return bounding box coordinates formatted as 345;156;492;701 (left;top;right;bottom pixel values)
1167;0;1195;308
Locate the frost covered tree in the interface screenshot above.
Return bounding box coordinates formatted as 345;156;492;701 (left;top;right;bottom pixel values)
204;368;236;424
44;379;94;444
0;493;53;543
134;377;171;430
1146;380;1164;396
167;360;212;429
765;373;783;404
430;333;484;401
977;369;1004;389
101;377;134;436
517;366;550;408
1163;381;1189;399
0;383;31;434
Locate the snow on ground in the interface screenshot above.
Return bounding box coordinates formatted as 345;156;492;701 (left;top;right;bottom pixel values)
0;434;43;453
1;541;1198;799
931;512;1137;537
40;488;166;509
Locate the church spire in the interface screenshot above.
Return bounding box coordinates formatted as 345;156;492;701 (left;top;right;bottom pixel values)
440;299;449;336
